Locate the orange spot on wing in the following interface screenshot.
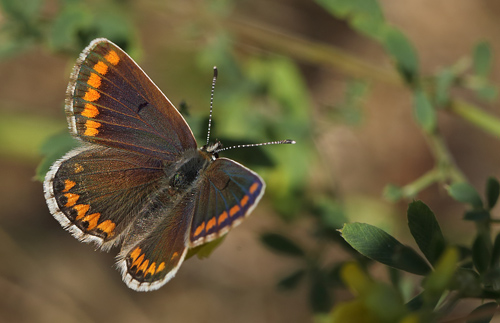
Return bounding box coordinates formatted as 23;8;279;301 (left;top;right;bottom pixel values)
218;211;228;226
132;254;145;269
96;220;116;236
194;222;205;237
87;73;101;88
93;61;108;75
206;217;216;231
82;212;100;230
84;120;101;137
105;50;120;65
130;247;141;262
240;195;249;207
64;193;79;207
137;259;149;273
249;182;259;194
156;262;165;274
74;204;90;220
62;179;76;192
230;205;240;217
74;163;83;173
145;262;156;277
83;88;100;102
81;103;99;118
171;252;179;260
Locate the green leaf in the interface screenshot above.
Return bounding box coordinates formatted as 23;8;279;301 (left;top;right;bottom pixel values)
466;302;498;323
464;210;490;222
341;223;431;275
423;248;459;295
447;182;483;209
476;83;498;102
383;28;419;84
36;132;79;181
407;201;446;265
365;283;406;322
277;269;306;290
412;90;437;133
260;233;305;257
473;41;492;78
406;292;424;311
310;270;332;313
452;268;482;297
185;236;226;260
473;233;492;274
486;177;500;209
49;5;91;52
491;233;500;269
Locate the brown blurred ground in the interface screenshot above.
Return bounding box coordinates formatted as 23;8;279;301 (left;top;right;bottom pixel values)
1;0;500;322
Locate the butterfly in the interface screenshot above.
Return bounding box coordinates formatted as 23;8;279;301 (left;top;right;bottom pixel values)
43;38;294;291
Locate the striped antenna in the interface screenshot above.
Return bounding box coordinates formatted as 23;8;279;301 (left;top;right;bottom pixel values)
215;139;296;154
204;67;296;153
206;66;218;145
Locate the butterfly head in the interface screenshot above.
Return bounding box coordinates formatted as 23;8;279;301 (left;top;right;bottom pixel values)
200;140;222;159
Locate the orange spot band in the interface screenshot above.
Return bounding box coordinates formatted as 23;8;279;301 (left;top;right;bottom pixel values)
132;254;144;269
87;73;101;88
93;61;108;75
62;179;76;192
96;220;116;236
218;211;228;226
74;204;90;220
194;222;205;237
64;193;79;207
230;205;240;217
82;213;100;230
137;259;149;273
105;50;120;65
84;120;101;137
146;263;156;277
74;164;84;173
83;88;100;102
240;195;249;207
249;182;259;194
81;103;99;118
156;262;165;274
130;247;141;262
206;217;216;231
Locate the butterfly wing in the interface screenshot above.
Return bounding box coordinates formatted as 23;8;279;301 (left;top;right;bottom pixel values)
43;146;166;249
117;189;196;291
67;38;197;160
190;158;265;247
116;157;265;291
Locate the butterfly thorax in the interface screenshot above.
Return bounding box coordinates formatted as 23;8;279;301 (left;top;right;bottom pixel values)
166;148;215;193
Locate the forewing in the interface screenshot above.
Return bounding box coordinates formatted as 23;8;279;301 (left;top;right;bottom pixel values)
67;38;197;160
190;158;265;247
43;145;166;249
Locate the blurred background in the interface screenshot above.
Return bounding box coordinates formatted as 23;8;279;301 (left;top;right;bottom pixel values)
1;0;500;322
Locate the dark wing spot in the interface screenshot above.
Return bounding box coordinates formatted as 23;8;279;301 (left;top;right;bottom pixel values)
137;101;150;113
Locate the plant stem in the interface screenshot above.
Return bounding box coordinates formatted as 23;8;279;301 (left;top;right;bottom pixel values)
449;99;500;138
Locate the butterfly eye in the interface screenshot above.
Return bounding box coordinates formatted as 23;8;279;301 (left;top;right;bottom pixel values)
170;173;185;188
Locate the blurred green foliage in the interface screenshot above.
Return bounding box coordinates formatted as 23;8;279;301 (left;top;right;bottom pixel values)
3;0;500;321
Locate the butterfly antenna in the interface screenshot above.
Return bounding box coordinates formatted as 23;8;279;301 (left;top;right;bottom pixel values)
215;139;296;153
206;66;218;146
